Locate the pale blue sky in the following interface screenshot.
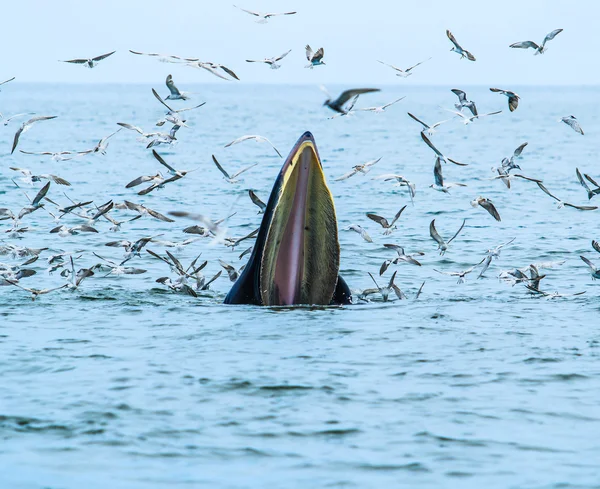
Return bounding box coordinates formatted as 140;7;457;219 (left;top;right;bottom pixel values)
4;0;597;85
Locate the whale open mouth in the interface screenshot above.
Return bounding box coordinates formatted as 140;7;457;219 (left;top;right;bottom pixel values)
259;132;340;306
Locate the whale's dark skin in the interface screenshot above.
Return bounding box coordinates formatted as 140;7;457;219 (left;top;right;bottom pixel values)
224;131;352;306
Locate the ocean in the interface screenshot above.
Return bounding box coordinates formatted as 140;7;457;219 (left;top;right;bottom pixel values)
1;83;599;488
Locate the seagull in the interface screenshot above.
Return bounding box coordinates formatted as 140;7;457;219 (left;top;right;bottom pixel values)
212;155;257;183
494;142;528;173
219;259;241;282
430;156;467;193
321;87;380;114
421;132;467;166
305;45;325;68
560;115;584;135
152;88;205;126
450;89;477;116
128;50;184;63
346;225;373;243
224;135;282;157
335;158;382;181
366;206;406;235
364;271;406;302
536;182;598;211
510;29;563;55
11;116;57;154
492;172;541;189
576;169;600;200
146;125;180;148
190;61;240;81
151;150;194;180
372;174;416;203
471;196;501;221
381;244;424;271
446;30;476;61
358;97;405;113
1;112;35;126
429;218;466;255
434;259;485;284
10;168;71;186
224;228;259;249
246;49;292;69
377;58;431;77
525;286;585;300
444;107;502;125
248;190;266;213
490;88;520;112
234;5;296;23
18;149;89;161
6;281;68;301
60;51;116;68
50;225;99;237
124;201;174;222
92;253;147;277
194;270;222;292
89;128;122;155
580;256;600;280
407;112;450;136
165;74;189;100
327;95;360;119
478;237;516;278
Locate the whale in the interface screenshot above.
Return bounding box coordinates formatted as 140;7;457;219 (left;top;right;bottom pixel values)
224;131;352;306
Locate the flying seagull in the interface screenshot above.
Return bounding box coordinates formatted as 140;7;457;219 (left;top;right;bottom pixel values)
451;89;477;116
580;256;600;280
471;196;501;221
246;49;292;69
377;58;431;77
305;45;325;68
11;116;57;154
536;182;598;211
366;206;406;235
60;51;116;68
346;224;373;243
233;5;296;23
407;112;450;136
165;74;189;100
560;115;584;135
152;88;205;126
446;30;476;61
444;107;502;125
321;87;380;114
224;135;282;157
510;29;563;55
212;155;257;184
335;158;382;181
490;88;520;112
429;218;466;255
434;259;485;284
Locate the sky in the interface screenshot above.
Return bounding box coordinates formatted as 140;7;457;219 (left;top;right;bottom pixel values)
3;0;598;85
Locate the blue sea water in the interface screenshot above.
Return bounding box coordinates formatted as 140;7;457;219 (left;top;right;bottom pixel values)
0;83;599;488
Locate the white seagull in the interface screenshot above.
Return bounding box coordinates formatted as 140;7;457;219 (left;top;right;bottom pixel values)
60;51;116;68
246;50;292;69
510;29;563;55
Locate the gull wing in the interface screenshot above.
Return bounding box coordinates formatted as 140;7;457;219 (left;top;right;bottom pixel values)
275;49;292;62
420;132;442;157
382;97;406;109
479;199;502;221
334;88;380;107
305;45;314;61
234;5;261;16
313;47;324;62
92;51;116;62
230;163;257;179
510;41;540;50
576;168;591;193
152;88;174;112
366;213;390;228
152;149;176;173
580;255;597;272
388;205;407;227
448;219;466;244
335;168;359;181
513;142;528;158
0;77;15;86
446;30;461;50
126;175;156;188
117;122;144;135
536;182;561;202
165;74;181;96
62;58;89;64
563;203;598;211
377;60;403;72
592;240;600;254
407;112;430;129
433;157;444;186
212;155;231;179
248;190;266;212
451;89;467;103
542;28;563;48
32;182;51;206
145;206;175;222
406;57;431;72
429;219;445;246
